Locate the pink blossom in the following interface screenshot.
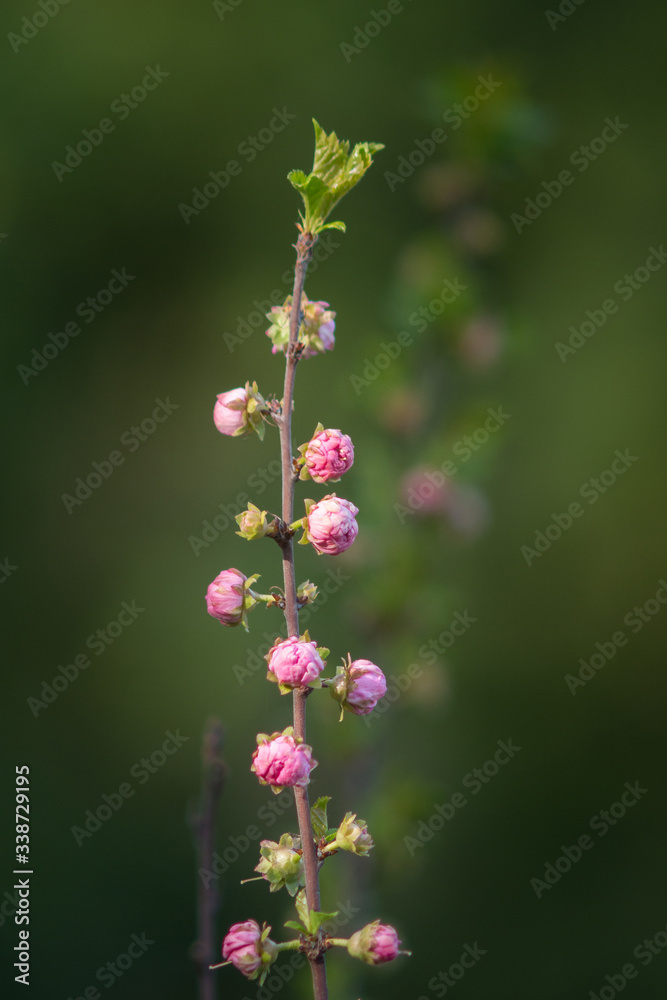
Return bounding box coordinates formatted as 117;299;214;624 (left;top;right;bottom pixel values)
213;387;248;436
344;659;387;715
367;924;400;964
300;299;336;358
306;494;358;555
266;636;325;689
222;921;264;977
400;467;450;515
206;569;246;626
347;921;401;965
251;732;317;789
305;428;354;483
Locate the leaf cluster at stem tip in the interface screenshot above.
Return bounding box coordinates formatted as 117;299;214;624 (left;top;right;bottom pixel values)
288;119;384;235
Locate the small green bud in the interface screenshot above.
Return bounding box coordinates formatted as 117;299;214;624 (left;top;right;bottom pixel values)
334;812;374;856
236;503;273;540
254;833;305;896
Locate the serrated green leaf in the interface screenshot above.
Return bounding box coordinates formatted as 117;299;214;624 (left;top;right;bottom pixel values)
288;120;383;233
311;796;332;839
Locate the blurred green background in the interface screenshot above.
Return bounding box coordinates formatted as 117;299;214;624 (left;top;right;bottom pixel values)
2;1;666;998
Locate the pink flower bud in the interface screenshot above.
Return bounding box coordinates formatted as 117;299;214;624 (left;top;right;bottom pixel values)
214;387;248;436
305;494;358;555
347;921;401;965
304;427;354;483
266;636;326;690
330;657;387;716
251;730;317;791
206;568;247;626
206;569;260;630
221;920;277;980
213;382;267;439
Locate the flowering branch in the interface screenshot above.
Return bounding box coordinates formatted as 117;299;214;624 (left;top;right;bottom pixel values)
204;120;409;1000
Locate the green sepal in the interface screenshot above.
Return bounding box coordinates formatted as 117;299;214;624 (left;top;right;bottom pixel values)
310;796;332;840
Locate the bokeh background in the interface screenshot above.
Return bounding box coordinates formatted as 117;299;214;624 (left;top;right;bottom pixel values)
2;1;666;998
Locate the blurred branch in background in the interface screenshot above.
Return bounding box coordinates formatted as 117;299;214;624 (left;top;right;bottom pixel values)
188;718;228;1000
360;67;550;649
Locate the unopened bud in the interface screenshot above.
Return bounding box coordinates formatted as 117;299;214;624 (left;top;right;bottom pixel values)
334;812;374;856
236;503;273;540
347;921;403;965
254;833;305;896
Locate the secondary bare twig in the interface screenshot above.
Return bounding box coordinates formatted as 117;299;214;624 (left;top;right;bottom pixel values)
189;718;227;1000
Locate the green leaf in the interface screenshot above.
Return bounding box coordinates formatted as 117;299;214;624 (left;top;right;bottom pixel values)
309;909;339;934
310;796;332;840
284;920;308;934
295;889;310;929
288;120;384;233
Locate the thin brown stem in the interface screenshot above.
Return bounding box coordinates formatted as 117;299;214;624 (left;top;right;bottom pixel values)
189;718;227;1000
276;230;328;1000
